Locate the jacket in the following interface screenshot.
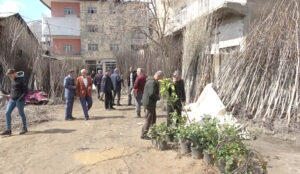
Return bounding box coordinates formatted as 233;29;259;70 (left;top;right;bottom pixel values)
93;73;103;86
111;73;123;91
133;74;147;94
168;79;186;103
64;75;75;99
142;77;160;108
127;71;137;87
101;75;113;93
76;76;92;98
10;73;28;101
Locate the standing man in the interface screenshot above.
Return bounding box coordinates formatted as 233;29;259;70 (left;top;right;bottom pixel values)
133;68;147;117
167;70;186;126
127;67;137;106
111;68;123;106
64;69;76;121
1;69;28;135
93;70;103;100
90;70;96;81
101;70;115;110
141;71;164;139
76;69;93;120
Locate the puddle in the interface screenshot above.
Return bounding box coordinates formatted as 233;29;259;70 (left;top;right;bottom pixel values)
74;147;128;165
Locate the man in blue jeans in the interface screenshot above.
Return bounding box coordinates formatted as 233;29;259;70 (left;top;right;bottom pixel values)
64;69;76;121
1;69;28;136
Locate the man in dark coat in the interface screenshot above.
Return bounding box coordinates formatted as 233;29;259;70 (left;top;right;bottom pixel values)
167;70;186;126
64;69;76;121
111;68;123;106
1;69;28;136
93;70;103;100
102;70;114;110
141;71;164;139
127;67;137;106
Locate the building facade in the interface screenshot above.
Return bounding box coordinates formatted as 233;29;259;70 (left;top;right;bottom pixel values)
41;0;148;72
158;0;271;77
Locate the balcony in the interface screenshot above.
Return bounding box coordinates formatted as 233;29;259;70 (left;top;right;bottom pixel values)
42;16;80;37
170;0;246;32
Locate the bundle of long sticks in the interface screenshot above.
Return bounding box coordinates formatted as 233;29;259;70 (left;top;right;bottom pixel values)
217;0;300;127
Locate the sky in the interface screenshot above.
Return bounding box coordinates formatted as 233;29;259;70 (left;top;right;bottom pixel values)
0;0;50;21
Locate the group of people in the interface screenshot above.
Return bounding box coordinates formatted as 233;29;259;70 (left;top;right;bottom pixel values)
0;67;186;140
64;68;124;121
126;67;186;139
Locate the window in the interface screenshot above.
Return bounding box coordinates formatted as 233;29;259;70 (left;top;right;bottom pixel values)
105;61;117;71
88;7;97;14
64;44;73;52
88;25;98;32
131;44;139;51
64;8;74;15
88;44;98;51
110;44;119;51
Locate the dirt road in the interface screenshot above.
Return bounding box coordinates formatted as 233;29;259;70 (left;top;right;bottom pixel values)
1;95;300;174
0;96;218;174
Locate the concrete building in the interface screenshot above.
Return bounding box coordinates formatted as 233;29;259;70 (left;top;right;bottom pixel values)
159;0;271;77
41;0;148;72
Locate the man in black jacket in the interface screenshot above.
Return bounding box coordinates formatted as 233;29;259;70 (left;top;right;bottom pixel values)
1;69;28;136
141;71;164;139
101;70;115;110
127;67;137;106
167;70;186;126
93;70;103;100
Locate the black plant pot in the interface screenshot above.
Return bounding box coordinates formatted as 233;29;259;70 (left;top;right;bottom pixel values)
158;140;168;151
216;160;226;173
191;146;203;159
203;151;213;165
179;139;191;154
166;134;175;142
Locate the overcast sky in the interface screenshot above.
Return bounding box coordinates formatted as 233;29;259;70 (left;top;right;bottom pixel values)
0;0;50;21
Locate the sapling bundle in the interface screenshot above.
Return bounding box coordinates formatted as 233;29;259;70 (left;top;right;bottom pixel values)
217;0;300;127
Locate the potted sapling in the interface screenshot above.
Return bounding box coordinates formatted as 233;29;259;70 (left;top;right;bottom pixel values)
176;125;192;154
189;123;205;159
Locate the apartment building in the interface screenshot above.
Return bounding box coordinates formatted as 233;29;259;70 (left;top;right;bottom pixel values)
41;0;148;72
159;0;271;77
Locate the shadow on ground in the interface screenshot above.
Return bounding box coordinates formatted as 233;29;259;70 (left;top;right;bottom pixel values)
28;129;76;135
75;116;125;121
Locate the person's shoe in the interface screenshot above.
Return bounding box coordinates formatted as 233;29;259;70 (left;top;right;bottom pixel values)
85;117;89;120
141;135;151;140
65;118;72;121
0;130;12;136
19;129;28;135
70;117;76;120
117;104;122;106
128;104;132;106
110;107;116;110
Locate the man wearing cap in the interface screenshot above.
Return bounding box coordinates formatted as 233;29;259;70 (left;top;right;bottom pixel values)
64;69;76;121
93;70;103;100
141;71;164;139
1;69;28;136
167;70;186;126
76;69;93;120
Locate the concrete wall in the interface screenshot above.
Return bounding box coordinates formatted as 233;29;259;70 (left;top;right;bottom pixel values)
51;1;80;17
42;16;80;36
52;38;81;55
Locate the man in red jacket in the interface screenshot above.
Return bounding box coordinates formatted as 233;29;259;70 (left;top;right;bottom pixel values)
133;68;147;117
76;69;93;120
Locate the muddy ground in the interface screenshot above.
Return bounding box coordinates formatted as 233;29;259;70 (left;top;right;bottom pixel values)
0;95;299;174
